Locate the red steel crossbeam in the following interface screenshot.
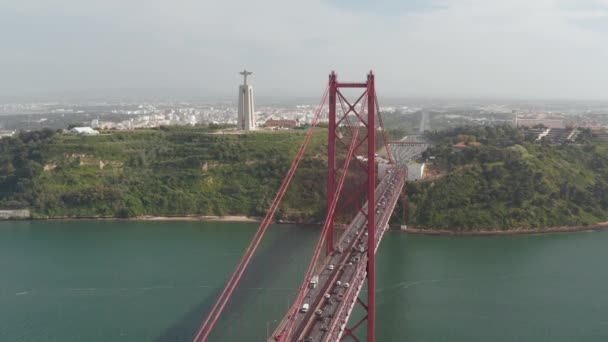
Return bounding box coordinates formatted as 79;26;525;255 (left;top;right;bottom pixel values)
192;86;330;342
342;331;362;342
341;315;368;341
356;297;369;311
337;91;368;127
336;96;371;175
334;137;369;174
338;82;368;88
335;95;372;175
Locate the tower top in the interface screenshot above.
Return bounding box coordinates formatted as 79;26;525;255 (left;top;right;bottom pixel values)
239;69;253;85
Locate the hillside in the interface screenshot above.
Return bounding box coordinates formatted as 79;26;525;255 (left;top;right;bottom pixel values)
0;126;327;221
403;125;608;230
4;124;608;231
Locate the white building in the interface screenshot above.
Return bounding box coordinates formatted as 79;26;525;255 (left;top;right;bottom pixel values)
237;69;256;130
407;163;425;181
0;130;15;139
69;127;99;135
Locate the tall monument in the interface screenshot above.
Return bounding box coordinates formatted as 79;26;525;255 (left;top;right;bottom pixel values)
238;69;256;130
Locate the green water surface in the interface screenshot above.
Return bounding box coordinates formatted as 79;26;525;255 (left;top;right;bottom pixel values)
1;221;607;341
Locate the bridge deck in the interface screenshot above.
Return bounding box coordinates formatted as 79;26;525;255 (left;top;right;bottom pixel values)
269;167;406;342
389;143;429;166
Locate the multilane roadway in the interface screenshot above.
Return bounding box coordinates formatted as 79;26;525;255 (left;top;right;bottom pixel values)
269;167;406;342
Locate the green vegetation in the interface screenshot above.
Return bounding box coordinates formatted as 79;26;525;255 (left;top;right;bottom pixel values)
403;125;608;230
0;126;327;221
4;123;608;231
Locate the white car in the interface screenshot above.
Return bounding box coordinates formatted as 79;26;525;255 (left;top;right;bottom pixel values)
328;264;334;271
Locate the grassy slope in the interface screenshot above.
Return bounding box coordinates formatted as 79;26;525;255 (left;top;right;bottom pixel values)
405;126;608;230
0;126;327;221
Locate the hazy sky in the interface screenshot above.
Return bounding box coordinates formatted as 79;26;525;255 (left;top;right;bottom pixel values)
2;0;608;101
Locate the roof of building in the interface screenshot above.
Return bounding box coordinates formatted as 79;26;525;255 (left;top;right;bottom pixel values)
70;127;99;135
516;119;565;129
453;141;481;148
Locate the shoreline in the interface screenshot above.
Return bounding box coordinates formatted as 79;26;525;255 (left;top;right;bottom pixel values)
135;215;262;222
397;221;608;236
18;215;263;223
2;214;322;226
5;215;608;236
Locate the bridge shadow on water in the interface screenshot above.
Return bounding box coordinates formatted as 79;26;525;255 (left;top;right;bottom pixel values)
153;224;318;342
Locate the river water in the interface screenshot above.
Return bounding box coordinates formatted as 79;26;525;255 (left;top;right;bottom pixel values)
1;221;607;341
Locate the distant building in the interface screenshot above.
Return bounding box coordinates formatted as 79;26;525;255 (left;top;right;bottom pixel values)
516;119;565;129
69;127;99;135
264;118;300;128
237;69;256;131
593;129;608;141
0;130;15;139
522;126;580;144
407;163;425;181
379;161;425;181
452;141;467;152
452;141;480;152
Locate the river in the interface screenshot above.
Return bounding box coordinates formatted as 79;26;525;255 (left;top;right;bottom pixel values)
1;221;607;341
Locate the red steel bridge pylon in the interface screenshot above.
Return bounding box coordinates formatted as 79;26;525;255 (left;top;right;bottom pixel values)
192;71;396;342
326;70;381;342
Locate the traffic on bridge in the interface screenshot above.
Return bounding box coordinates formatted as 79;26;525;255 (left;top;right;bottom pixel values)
270;167;406;342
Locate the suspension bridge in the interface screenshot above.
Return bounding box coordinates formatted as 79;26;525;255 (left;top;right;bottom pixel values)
193;71;408;342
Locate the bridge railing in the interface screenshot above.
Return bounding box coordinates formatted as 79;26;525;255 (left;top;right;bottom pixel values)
324;253;368;341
